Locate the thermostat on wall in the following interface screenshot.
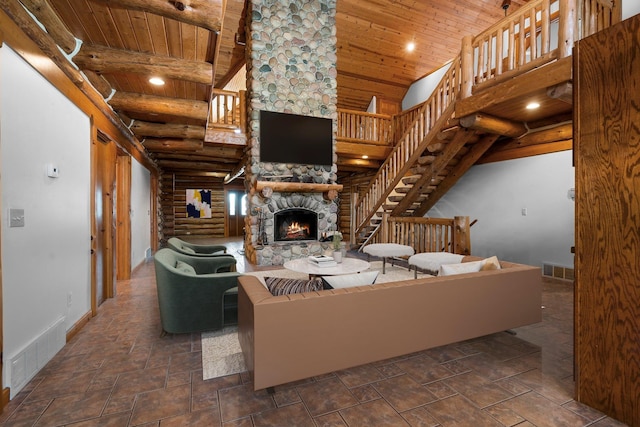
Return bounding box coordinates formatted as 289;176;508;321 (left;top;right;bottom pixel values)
46;164;59;178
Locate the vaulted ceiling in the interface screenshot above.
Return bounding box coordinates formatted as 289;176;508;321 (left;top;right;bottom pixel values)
11;0;531;176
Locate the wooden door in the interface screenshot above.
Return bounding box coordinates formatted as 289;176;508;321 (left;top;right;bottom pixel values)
226;189;246;237
92;130;117;310
574;14;640;426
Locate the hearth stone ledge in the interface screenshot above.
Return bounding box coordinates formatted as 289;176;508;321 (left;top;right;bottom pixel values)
255;241;342;266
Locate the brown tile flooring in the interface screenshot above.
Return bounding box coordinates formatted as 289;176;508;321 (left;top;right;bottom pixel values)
0;238;629;426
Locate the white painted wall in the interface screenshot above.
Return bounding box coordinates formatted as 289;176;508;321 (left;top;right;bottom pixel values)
402;62;452;111
130;158;151;268
1;46;91;396
623;0;640;19
428;151;575;268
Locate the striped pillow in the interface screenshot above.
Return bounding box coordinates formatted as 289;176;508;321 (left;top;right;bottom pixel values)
265;276;323;296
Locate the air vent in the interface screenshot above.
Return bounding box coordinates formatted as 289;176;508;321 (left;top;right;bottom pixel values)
542;263;574;281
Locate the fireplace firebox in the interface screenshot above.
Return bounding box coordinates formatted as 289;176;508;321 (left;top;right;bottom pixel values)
274;208;318;242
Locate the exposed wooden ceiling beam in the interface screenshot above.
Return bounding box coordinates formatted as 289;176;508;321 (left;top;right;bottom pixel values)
19;0;76;53
90;0;224;33
143;138;204;151
109;92;208;121
460;113;528;138
132;121;206;139
74;44;213;85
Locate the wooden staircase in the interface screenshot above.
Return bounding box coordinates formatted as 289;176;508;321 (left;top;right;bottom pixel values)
352;0;620;248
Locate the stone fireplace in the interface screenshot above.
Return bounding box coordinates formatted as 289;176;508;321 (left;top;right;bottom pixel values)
243;0;339;266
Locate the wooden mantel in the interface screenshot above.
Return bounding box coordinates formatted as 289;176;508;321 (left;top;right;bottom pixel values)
254;180;343;200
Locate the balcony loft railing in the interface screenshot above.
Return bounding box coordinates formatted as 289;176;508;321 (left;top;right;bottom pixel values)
206;89;246;132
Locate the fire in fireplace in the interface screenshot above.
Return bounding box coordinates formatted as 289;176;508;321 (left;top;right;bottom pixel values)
274;208;318;242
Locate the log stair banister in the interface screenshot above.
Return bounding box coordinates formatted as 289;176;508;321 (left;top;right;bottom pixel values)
353;55;462;244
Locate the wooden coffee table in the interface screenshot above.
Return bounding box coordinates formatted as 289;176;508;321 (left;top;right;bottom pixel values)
283;257;370;278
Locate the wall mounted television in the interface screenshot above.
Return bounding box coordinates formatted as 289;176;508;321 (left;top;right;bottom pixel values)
259;110;333;166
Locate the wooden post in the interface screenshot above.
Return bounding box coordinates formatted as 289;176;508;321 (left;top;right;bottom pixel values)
453;216;470;255
381;212;389;243
461;35;473;99
558;0;576;58
239;90;247;133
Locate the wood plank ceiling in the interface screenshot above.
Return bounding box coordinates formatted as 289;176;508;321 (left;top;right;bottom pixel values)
21;0;531;176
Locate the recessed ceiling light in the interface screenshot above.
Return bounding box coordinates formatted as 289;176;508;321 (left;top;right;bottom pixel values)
362;155;369;159
406;42;415;52
526;101;540;110
149;77;165;86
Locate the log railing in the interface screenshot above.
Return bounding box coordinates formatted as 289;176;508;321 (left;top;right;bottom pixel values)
578;0;620;38
208;89;246;131
467;0;618;93
353;56;463;240
377;214;471;255
336;109;393;144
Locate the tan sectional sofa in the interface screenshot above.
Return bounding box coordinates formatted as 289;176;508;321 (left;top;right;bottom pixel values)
238;257;542;391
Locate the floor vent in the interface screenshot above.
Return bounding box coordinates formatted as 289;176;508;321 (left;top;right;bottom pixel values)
542;263;574;281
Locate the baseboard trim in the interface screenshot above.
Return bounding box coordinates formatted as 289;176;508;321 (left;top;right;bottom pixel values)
66;311;92;343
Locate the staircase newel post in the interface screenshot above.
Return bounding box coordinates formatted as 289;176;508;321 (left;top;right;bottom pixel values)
453;216;471;255
558;0;577;58
461;35;473;99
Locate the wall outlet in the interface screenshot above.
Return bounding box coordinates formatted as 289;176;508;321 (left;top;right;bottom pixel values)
521;208;528;216
67;292;72;307
46;164;60;178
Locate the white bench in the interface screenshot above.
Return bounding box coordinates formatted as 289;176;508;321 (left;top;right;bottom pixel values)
362;243;415;273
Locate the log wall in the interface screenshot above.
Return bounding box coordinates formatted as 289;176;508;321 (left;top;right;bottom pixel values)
159;172;227;244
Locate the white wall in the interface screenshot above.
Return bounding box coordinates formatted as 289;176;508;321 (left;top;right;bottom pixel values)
402;62;452;111
428;152;575;268
130;158;151;268
623;0;640;19
1;46;91;396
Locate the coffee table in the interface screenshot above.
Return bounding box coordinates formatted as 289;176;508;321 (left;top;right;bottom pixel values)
284;257;370;278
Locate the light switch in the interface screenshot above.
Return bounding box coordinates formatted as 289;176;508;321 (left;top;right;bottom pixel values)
9;208;25;227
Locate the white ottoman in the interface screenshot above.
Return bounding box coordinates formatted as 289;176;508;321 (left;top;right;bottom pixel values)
362;243;415;273
408;252;466;278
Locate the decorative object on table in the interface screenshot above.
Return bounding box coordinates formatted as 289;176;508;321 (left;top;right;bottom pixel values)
308;254;337;267
332;230;343;263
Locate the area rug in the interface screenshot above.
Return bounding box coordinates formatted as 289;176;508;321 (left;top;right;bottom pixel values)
201;261;427;380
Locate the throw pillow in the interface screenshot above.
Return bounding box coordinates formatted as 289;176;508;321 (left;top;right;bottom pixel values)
265;276;323;296
480;256;501;271
321;271;379;289
175;260;196;275
438;260;483;276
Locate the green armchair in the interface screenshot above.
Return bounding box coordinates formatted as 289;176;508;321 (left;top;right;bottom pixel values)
167;237;228;257
153;248;240;335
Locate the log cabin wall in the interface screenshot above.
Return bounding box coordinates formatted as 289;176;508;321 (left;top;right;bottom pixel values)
159;172;226;244
574;13;640;427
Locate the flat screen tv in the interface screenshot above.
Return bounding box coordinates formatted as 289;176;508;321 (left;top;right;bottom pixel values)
259;110;333;166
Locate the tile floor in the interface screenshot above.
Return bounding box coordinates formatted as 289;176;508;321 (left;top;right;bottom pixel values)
0;239;629;426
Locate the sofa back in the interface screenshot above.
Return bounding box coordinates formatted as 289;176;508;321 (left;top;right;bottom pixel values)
238;260;542;390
